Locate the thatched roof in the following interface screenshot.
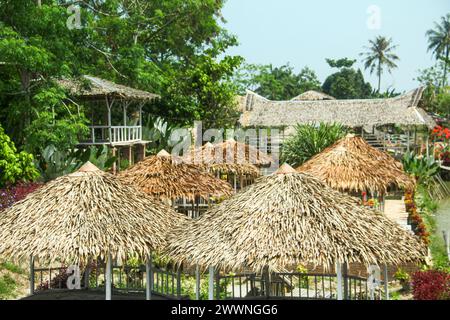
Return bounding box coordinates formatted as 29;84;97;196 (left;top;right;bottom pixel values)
291;90;336;101
239;87;435;129
297;135;415;194
58;75;159;101
182;140;272;177
118;150;233;201
166;164;425;272
0;162;186;265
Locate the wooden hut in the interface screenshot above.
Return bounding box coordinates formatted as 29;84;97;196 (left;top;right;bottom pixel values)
184;139;273;192
166;164;425;299
119;150;233;218
0;162;187;300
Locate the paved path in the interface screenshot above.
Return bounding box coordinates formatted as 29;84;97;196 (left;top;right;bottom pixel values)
384;199;410;231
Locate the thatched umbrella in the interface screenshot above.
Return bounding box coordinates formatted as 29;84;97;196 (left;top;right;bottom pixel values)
297;135;414;196
119;150;233;217
0;162;187;299
166;164;425;275
183;139;273;191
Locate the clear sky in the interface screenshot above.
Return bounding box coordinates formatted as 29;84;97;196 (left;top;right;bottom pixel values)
221;0;450;92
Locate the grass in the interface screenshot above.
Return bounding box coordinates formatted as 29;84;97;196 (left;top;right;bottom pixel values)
0;274;17;300
0;261;25;275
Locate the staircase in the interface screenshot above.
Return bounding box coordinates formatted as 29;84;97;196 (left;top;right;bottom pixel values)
362;133;385;151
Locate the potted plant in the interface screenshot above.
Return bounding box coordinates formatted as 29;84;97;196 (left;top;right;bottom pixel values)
394;268;411;292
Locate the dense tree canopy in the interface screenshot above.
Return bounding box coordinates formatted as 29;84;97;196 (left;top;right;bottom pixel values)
0;0;242;155
322;58;372;99
235;63;321;100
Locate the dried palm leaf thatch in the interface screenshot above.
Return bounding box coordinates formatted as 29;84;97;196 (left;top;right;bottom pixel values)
298;135;415;194
0;162;187;266
118;150;233;201
183;139;272;178
166;164;426;273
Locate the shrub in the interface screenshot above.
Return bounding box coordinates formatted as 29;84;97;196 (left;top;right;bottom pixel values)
0;125;39;187
281;122;348;167
0;182;41;211
411;270;450;300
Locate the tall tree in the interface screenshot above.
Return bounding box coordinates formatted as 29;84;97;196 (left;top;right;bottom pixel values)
426;13;450;87
322;58;372;99
360;36;399;92
236;63;321;100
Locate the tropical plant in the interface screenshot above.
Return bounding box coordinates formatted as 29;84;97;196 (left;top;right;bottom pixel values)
74;145;117;172
281;122;348;167
360;36;399;92
0;125;39;187
35;145;81;182
142;117;178;155
426;13;450;87
401;152;440;185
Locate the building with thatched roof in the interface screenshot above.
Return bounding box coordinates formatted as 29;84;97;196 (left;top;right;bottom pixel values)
167;164;425;286
0;162;187;300
290;90;336;101
183;139;273;191
239;88;434;133
58;75;160;171
297;135;415;197
119;150;233;217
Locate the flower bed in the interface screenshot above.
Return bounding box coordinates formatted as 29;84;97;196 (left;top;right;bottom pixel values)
412;270;450;300
0;183;41;211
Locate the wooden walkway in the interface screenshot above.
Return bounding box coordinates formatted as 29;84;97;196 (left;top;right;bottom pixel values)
21;289;173;300
384;199;410;231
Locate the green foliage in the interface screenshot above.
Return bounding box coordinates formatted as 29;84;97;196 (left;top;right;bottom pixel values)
75;145;117;171
281;122;348;167
322;58;372;99
35;145;81;182
325;58;356;69
0;0;242;153
360;36;399;92
142;117;178;155
0;274;16;300
236;63;321;100
426;13;450;87
0;125;39;187
394;268;410;282
401;152;440;185
0;261;25;275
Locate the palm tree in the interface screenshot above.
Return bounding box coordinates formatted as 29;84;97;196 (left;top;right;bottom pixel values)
360;36;399;92
426;13;450;87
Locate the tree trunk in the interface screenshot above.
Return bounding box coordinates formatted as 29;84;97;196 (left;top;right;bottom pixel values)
377;60;381;93
442;47;449;88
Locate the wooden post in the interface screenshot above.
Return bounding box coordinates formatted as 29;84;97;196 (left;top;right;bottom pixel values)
29;255;35;295
105;253;112;300
208;266;214;300
426;132;430;158
384;264;390;300
84;257;91;290
112;147;117;174
407;129;411;153
343;262;349;300
127;146;133;166
195;265;201;300
106;96;112;144
336;263;343;300
263;267;271;298
146;253;152;300
139;103;143;141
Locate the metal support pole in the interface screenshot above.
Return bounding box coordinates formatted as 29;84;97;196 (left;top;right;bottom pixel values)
29;255;34;295
195;265;201;300
343;262;349;300
105;253;112;300
84;257;91;290
384;264;390;300
443;231;450;261
208;266;214;300
336;263;343;300
146;253;153;300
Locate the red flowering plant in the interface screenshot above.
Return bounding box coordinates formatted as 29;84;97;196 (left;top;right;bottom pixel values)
0;182;41;211
431;126;450;164
412;270;450;300
404;189;430;245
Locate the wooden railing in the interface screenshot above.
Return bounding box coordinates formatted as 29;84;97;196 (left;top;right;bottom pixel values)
81;125;142;145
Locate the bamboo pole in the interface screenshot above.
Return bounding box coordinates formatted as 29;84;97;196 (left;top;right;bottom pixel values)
195;265;201;300
336;263;343;300
105;253;112;300
29;255;34;296
208;266;214;300
146;253;153;300
384;264;389;300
